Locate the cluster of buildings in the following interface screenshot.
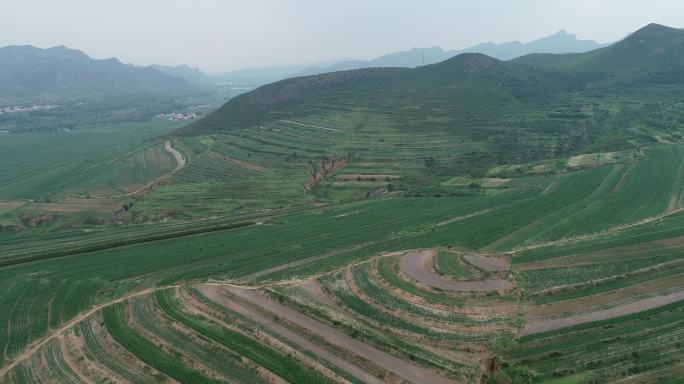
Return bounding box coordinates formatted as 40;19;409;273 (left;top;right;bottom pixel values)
0;104;58;115
155;112;198;121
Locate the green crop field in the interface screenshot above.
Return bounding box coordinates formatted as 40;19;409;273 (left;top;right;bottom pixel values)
5;21;684;384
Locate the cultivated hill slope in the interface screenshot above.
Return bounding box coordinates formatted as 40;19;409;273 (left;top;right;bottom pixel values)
515;23;684;72
0;45;196;103
182;53;590;134
183;24;684;161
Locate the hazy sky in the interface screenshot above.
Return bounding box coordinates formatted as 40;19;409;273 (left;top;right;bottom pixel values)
1;0;683;73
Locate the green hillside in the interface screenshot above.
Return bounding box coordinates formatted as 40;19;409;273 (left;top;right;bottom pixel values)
515;23;684;72
6;23;684;384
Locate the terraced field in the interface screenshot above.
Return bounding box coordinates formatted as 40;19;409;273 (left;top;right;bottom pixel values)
3;142;684;383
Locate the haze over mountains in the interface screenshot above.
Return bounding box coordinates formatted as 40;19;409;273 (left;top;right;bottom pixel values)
0;29;605;105
292;30;607;77
0;45;201;104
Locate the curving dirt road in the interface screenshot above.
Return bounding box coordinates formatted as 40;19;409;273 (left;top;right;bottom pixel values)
83;140;186;199
522;288;684;336
199;284;455;384
400;250;513;292
116;140;185;197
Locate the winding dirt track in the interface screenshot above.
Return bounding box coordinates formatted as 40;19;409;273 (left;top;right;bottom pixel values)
86;140;186;199
522;289;684;336
198;284;455;384
115;140;185;197
400;250;513;292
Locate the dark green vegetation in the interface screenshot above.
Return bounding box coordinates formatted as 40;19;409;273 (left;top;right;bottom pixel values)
4;23;684;384
103;303;216;384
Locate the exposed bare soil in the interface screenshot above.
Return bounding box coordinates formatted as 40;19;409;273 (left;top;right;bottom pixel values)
196;284;384;384
522;288;684;335
529;274;684;318
57;335;96;384
198;284;455;384
24;199;122;214
399;250;513;292
463;254;509;272
336;174;400;181
480;178;510;188
207;151;267;172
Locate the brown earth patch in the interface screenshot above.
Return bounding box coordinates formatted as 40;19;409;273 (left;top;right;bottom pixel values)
463;254;509;272
193;285;384;384
57;334;96;384
24;199;122;214
399;250;514;292
178;287;353;384
305;156;348;193
528;273;684;318
336;174;400;181
436;207;499;226
63;329;126;384
480;178;510;188
207;151;267;172
370;258;516;316
199;284;455;384
0;201;26;212
522;288;684;335
343;267;505;334
84;315;170;383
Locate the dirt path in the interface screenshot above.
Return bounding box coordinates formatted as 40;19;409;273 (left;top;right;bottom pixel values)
0;284;181;378
278;120;344;133
400;250;513;292
201;284;455;384
463;254;509;272
196;285;380;384
436;207;500;226
207;151;266;172
76;140;186;200
522;289;684;336
113;140;185;197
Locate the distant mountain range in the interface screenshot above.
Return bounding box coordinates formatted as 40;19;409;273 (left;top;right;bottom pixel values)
0;45;203;104
0;29;607;105
212;59;348;86
292;30;607;77
149;64;215;87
